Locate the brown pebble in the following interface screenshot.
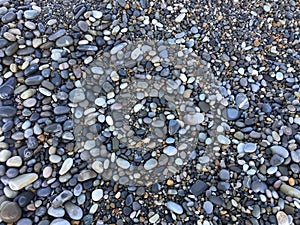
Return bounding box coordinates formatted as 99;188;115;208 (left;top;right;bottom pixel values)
0;201;22;223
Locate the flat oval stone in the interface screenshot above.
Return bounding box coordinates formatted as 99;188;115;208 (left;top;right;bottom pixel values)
163;146;177;156
92;189;103;201
23;98;37;107
1;12;16;23
244;143;257;153
116;158;130;169
25;75;44;86
56;36;74;47
166;201;183;214
144;158;158;170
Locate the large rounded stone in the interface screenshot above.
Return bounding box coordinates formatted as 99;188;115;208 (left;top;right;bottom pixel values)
0;201;22;223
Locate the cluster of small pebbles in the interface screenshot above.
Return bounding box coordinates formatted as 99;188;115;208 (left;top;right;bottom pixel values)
0;0;299;225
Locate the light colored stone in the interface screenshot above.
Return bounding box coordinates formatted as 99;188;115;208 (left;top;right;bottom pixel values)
144;158;158;170
183;112;204;125
149;213;160;223
280;183;300;198
92;189;103;201
271;146;289;158
59;158;73;175
64;202;83;220
8;173;38;191
166;201;183;214
0;150;11;162
217;135;231;145
50;219;71;225
6;156;22;167
175;13;186;23
276;211;289;225
92;161;104;173
163;146;177;156
116;158;130;169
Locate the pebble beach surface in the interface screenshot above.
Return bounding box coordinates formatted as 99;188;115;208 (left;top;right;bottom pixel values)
0;0;300;224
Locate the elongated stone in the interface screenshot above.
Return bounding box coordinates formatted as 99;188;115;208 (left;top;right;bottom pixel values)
166;201;183;214
59;158;73;175
279;183;300;198
8;173;38;190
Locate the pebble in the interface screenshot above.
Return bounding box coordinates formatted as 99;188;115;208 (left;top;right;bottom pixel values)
6;156;22;167
52;190;73;208
244;143;257;153
236;93;249;109
163;146;177;156
166;201;183;214
203;201;214;214
291;150;300;163
50;219;71;225
59;158;73;175
8;173;38;191
92;189;103;201
276;211;289;225
0;106;17;117
225;108;240;120
65;201;83;220
69;88;85;103
116;158;130;169
183;113;204;125
24;10;40;19
190;180;209;196
144;158;158;170
56;36;74;47
280;183;300;198
271;146;289;158
219;169;230;180
217;135;231;145
0;201;22;223
1;12;16;23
